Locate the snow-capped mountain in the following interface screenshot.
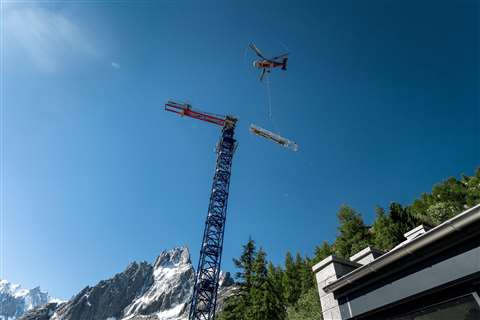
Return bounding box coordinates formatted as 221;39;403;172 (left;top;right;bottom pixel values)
122;248;194;319
19;247;236;320
0;279;57;319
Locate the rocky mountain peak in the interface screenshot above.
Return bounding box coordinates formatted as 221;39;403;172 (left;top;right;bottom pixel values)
16;247;236;320
123;247;194;319
0;279;52;319
218;272;234;288
153;247;191;271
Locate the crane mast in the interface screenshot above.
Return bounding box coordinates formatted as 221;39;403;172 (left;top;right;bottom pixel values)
165;101;237;320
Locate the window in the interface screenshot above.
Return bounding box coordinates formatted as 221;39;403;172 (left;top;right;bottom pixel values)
389;294;480;320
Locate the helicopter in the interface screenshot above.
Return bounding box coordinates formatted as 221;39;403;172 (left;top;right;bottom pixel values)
249;43;288;81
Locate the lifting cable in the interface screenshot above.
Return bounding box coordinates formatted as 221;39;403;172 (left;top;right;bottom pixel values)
265;75;280;133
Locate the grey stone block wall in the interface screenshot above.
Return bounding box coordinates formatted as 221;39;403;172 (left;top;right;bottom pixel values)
312;256;360;320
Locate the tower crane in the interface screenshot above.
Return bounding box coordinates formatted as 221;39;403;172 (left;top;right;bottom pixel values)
165;100;238;320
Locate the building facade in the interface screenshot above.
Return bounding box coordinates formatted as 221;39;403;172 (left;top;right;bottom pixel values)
312;204;480;320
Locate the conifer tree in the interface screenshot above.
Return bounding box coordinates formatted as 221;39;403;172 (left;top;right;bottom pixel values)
283;252;302;306
313;241;332;264
219;296;246;320
300;256;315;292
294;253;314;293
248;249;286;320
219;240;286;320
294;253;304;287
219;239;257;320
286;287;322;320
267;262;284;298
371;207;398;251
333;205;370;258
389;202;421;241
233;238;256;291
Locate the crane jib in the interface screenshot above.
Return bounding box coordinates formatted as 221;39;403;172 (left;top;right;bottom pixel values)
165;101;226;127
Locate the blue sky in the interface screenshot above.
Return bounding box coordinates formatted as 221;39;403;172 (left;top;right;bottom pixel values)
1;0;478;299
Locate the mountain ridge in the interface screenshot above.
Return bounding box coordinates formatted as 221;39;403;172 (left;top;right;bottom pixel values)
0;279;60;319
14;247;235;320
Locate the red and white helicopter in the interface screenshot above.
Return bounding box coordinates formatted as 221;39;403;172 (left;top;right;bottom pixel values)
249;43;288;81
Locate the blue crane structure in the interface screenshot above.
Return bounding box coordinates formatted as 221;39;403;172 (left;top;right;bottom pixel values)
165;100;238;320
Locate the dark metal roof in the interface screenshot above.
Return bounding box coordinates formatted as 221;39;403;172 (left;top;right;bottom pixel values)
324;204;480;296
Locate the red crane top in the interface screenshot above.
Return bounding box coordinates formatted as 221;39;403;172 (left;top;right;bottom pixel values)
165;100;226;127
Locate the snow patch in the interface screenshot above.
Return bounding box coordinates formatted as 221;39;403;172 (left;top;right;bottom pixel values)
156;303;187;320
122;248;194;319
1;279;55;319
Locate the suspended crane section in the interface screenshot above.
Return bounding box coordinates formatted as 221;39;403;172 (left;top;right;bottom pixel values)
249;124;298;152
165;100;237;320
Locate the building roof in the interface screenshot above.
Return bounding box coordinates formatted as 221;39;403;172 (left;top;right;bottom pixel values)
323;204;480;297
